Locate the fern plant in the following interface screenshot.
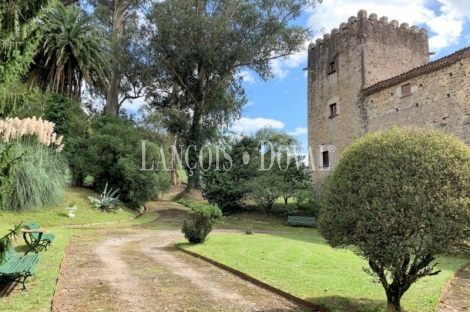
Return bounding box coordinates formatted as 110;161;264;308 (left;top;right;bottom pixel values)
88;182;120;212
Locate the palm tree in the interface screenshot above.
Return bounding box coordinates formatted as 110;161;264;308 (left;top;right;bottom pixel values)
26;3;111;99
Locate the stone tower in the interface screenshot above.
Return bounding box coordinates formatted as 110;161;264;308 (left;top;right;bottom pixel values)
307;9;430;185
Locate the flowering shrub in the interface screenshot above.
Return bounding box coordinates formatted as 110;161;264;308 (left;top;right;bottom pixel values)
0;116;69;211
0;116;64;152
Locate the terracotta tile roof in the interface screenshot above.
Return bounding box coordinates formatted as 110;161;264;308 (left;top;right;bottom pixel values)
364;46;470;96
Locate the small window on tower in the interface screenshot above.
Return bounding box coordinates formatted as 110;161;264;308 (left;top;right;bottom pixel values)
328;61;336;74
330;103;337;117
401;83;411;96
322;151;329;168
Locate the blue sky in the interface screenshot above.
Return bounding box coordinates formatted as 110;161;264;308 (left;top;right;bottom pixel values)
123;1;470;151
229;0;470;151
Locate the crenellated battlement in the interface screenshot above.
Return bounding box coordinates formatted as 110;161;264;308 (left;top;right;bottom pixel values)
309;9;427;50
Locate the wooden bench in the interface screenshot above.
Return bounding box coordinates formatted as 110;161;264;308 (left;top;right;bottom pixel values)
0;247;41;291
287;216;316;227
23;222;55;254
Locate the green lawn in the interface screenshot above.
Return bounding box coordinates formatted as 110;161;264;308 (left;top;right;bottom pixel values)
0;188;138;229
178;233;469;312
0;228;75;312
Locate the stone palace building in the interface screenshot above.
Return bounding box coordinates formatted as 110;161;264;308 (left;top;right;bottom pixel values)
307;9;470;184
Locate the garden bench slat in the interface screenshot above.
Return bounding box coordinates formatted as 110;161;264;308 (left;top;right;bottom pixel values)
23;221;55;254
0;247;41;291
287;216;316;227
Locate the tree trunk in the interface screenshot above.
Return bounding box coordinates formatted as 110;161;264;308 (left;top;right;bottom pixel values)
105;0;126;116
170;170;179;185
284;196;288;204
185;109;203;191
386;290;401;312
170;133;180;185
185;55;206;191
105;72;120;116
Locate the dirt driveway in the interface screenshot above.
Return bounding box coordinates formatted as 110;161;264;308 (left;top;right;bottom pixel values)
51;201;470;312
52;203;308;312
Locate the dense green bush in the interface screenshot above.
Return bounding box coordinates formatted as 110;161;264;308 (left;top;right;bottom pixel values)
202;129;314;215
270;203;299;216
318;127;470;312
15;92;90;186
43;93;75;137
201;136;260;214
83;116;169;208
181;201;224;244
247;171;282;213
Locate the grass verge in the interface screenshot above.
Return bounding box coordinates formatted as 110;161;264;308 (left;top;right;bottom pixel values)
0;228;75;312
0;188;138;228
0;187;146;311
177;233;469;312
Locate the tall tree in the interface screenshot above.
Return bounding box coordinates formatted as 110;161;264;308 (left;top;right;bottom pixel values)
88;0;149;116
146;0;318;190
26;3;111;99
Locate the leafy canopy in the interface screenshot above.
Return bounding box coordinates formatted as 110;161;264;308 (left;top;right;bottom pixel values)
146;0;319;189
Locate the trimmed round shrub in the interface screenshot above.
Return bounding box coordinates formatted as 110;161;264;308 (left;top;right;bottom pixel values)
318;127;470;312
181;202;224;244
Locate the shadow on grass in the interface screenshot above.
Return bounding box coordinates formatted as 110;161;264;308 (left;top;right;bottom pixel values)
0;280;17;297
56;213;70;218
306;295;386;312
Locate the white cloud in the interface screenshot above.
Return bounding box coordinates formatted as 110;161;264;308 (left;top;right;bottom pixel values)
304;0;467;54
231;117;285;133
427;12;463;50
270;41;310;80
237;70;256;84
270;58;290;80
288;127;308;136
120;96;147;111
438;0;470;20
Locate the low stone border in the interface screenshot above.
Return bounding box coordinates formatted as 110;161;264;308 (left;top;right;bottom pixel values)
437;261;470;311
174;245;330;312
53;205;148;228
50;241;72;312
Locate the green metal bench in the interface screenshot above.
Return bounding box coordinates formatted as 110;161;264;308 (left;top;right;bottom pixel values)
23;222;55;254
287;216;316;227
0;247;41;291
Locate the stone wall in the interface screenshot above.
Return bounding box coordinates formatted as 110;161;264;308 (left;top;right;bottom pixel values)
366;49;470;142
307;9;431;185
361;12;429;86
307;11;365;184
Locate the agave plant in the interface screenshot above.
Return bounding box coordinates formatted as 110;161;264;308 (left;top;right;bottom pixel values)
88;183;120;212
